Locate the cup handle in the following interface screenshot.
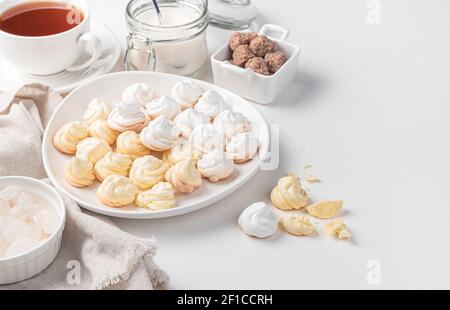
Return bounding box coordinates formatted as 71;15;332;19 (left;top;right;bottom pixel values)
259;24;290;42
66;33;102;72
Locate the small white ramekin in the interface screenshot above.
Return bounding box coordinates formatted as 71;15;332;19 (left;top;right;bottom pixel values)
0;177;66;285
211;24;301;105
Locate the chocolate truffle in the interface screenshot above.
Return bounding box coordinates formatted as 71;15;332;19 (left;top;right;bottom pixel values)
249;35;278;57
229;32;258;51
232;45;255;67
245;57;270;75
265;50;287;73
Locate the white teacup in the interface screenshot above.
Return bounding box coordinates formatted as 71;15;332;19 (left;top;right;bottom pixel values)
0;0;101;76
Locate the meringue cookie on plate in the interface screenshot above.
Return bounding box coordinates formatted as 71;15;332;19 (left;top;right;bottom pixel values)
165;159;202;193
171;80;204;110
146;96;181;120
197;149;234;183
116;131;151;160
65;157;95;188
214;109;252;140
135;182;176;210
83;98;112;125
174;108;209;139
122;83;156;106
238;202;279;239
107;101;149;133
94;152;132;182
53;121;89;155
271;174;309;211
226;132;259;163
140;116;181;151
89;119;119;145
162;138;200;166
129;155;170;190
189;124;226;155
194;91;229;120
97;175;138;208
76;137;112;164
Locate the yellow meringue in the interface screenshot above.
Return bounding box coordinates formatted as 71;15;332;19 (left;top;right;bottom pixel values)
325;218;352;240
97;175;138;208
94;152;132;182
76;137;112;164
306;200;343;219
135;182;176;210
65;157;95;188
83;98;112;125
53;122;89;155
271;174;309;210
116;131;151;160
165;159;202;193
89;119;119;145
282;215;315;237
162;139;200;166
129;155;170;190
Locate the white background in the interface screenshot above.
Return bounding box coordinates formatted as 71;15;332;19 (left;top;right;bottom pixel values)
85;0;450;289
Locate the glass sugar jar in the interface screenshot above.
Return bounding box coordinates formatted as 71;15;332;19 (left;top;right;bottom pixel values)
125;0;208;76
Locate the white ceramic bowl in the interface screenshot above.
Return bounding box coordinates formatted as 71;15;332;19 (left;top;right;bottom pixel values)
211;24;301;105
42;71;269;219
0;177;66;285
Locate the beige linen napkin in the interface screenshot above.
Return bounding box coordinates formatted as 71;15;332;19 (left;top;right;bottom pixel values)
0;84;169;290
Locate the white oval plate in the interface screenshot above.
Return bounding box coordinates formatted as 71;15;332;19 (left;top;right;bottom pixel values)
42;71;269;219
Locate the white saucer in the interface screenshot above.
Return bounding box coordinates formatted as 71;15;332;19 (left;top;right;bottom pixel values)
0;21;121;94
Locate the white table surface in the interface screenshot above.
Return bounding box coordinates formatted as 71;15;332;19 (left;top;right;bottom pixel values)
86;0;450;289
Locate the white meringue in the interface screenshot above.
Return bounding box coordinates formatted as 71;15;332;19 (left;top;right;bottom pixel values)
197;149;234;182
189;124;226;155
174;108;209;139
213;109;252;140
171;80;204;110
122;83;156;106
139;116;181;151
76;137;112;164
146;96;181;120
194;91;229;120
226;132;259;163
238;202;279;239
83;98;112;125
107;101;149;132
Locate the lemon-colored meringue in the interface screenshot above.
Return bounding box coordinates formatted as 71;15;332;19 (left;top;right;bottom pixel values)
65;157;96;188
194;91;229;120
197;149;234;183
97;175;138;208
135;182;176;210
174;108;209;139
226;132;259;163
171;80;204;110
238;202;279;239
325;218;352;240
76;137;112;164
213;109;251;140
122;83;156;106
146;96;181;120
129;155;170;190
189;124;226;155
89;119;119;145
282;215;316;237
116;131;151;160
94;152;132;182
162;139;200;166
53;122;89;155
165;159;202;193
306;200;343;219
139;116;181;151
83;98;112;125
107;101;149;132
271;174;309;211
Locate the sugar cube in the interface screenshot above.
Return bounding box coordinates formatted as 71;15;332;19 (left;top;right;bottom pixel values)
1;218;30;244
6;238;41;257
27;225;43;241
0;199;10;215
0;185;20;201
33;210;59;235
